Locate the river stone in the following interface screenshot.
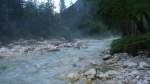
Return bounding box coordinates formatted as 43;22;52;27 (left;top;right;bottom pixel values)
137;79;149;84
128;70;139;76
139;62;150;68
66;72;80;81
103;54;112;61
84;68;96;79
148;71;150;74
96;72;111;80
76;78;87;84
123;61;137;67
93;80;123;84
102;49;111;54
143;80;149;84
104;58;117;65
107;70;119;76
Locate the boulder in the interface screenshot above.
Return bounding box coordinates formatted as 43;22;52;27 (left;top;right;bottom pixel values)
103;54;112;61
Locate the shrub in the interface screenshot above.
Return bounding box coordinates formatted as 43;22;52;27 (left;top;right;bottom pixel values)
111;33;150;55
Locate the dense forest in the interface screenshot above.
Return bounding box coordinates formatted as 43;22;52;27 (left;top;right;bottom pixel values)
0;0;150;53
85;0;150;55
0;0;112;43
0;0;57;41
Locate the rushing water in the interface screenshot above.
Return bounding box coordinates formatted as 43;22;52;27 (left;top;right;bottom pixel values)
0;38;115;84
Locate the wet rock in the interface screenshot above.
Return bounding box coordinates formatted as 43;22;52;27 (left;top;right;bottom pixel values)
137;79;149;84
147;71;150;74
104;59;117;65
104;49;111;54
47;45;60;52
123;61;137;67
107;70;119;76
103;54;112;61
78;57;84;61
93;80;123;84
96;72;111;80
84;68;96;79
114;53;129;61
24;47;35;53
143;80;149;84
128;70;139;76
64;43;73;47
72;64;78;67
76;78;87;84
66;72;80;81
139;62;150;68
74;42;87;49
0;56;5;59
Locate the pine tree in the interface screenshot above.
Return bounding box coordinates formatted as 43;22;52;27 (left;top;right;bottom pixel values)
60;0;66;13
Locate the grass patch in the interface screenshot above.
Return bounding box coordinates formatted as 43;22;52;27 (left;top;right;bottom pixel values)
111;33;150;55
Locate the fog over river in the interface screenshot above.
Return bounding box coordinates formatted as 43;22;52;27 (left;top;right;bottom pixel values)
0;37;115;84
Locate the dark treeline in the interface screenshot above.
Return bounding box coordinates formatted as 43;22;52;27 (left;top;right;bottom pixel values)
86;0;150;55
0;0;60;42
87;0;150;36
0;0;113;43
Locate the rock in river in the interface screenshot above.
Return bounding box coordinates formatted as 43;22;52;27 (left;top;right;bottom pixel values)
103;54;112;61
84;68;96;79
66;72;80;81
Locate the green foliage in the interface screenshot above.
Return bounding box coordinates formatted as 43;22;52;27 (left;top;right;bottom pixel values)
79;20;109;35
111;33;150;55
86;0;150;36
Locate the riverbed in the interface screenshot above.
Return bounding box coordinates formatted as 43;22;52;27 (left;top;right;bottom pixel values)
0;38;115;84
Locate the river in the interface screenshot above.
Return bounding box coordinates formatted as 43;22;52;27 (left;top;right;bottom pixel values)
0;38;115;84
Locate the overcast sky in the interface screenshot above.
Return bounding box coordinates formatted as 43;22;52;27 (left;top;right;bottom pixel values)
38;0;77;12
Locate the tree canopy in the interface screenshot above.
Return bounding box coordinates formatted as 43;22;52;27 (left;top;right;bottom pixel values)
87;0;150;36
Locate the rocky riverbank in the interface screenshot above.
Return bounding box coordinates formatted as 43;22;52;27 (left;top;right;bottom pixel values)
65;50;150;84
0;38;149;84
0;39;87;58
0;38;115;84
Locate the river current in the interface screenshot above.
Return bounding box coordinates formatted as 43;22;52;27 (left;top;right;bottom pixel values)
0;38;115;84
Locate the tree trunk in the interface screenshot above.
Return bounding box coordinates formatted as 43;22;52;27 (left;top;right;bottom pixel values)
135;15;147;34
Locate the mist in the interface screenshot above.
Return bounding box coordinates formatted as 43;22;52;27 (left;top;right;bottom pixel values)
0;0;112;43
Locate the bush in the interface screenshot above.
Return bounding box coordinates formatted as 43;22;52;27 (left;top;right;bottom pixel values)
111;33;150;55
